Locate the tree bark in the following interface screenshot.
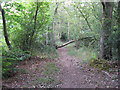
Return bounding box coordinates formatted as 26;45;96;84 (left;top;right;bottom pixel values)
57;40;75;49
100;1;113;60
29;1;39;48
54;2;59;15
57;37;92;49
0;4;12;50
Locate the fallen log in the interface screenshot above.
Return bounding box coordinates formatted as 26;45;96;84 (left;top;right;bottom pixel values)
56;40;75;49
56;37;96;49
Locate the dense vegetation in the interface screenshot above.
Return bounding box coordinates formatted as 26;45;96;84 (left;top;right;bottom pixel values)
0;0;119;80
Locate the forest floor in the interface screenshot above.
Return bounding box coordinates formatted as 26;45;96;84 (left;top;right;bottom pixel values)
3;47;118;88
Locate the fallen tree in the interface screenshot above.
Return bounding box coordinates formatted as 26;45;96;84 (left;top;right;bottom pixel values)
56;40;75;49
56;37;96;49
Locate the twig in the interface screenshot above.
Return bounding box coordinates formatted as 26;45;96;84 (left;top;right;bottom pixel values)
102;70;112;78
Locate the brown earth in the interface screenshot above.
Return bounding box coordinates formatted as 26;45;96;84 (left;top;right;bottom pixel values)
2;47;118;88
55;48;118;88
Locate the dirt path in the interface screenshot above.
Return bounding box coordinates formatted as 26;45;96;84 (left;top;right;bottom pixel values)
3;47;118;88
55;48;118;88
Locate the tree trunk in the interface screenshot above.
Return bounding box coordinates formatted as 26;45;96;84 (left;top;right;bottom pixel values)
57;40;75;49
67;22;70;40
57;37;92;49
100;1;113;60
52;22;55;45
0;4;12;50
29;1;39;48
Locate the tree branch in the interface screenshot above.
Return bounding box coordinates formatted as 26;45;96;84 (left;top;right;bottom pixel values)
76;5;93;31
54;2;59;15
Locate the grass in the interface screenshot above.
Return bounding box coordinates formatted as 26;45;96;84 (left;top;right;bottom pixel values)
31;62;60;86
43;62;59;75
31;76;60;87
67;46;112;71
30;77;55;86
36;77;55;84
32;47;58;59
67;46;97;64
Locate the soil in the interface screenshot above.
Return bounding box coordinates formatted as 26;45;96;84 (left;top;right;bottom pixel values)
55;48;118;88
2;47;118;88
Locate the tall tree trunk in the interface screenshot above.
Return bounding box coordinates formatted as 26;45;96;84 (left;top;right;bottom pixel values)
29;1;39;48
67;22;70;40
117;1;120;60
100;1;113;60
59;21;61;39
0;4;11;50
51;22;55;45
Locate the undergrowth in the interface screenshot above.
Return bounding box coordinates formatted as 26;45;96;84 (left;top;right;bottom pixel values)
89;59;111;71
31;62;60;86
67;46;112;71
2;48;31;78
2;44;58;79
67;46;97;64
35;77;55;84
32;46;58;59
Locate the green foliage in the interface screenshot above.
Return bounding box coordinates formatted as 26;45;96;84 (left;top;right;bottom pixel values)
67;46;111;71
1;1;119;80
2;48;31;78
68;46;97;64
2;1;58;79
32;45;58;59
4;1;51;51
60;32;68;41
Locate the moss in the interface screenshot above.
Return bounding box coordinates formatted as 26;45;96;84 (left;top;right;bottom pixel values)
89;59;111;71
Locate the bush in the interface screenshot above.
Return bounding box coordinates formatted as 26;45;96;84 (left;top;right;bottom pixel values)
31;44;58;59
2;48;31;78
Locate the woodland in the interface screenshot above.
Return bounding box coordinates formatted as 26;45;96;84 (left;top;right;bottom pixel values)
0;0;120;88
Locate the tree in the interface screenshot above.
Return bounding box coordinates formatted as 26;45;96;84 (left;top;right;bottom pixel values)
0;3;12;50
3;1;50;51
100;1;113;60
29;0;39;47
